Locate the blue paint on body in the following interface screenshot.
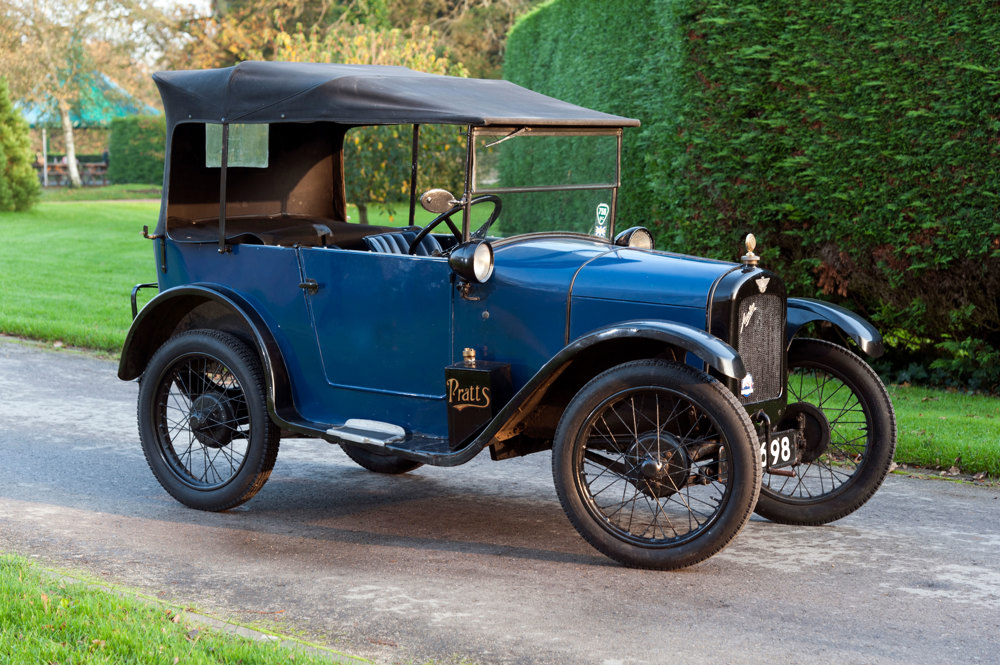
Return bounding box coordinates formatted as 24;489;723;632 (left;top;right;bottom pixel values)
155;232;740;436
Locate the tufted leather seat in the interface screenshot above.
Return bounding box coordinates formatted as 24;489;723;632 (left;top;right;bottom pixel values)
364;231;443;256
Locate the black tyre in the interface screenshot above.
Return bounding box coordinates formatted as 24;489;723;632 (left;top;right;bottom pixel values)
138;330;280;511
754;338;896;525
339;444;423;474
552;360;761;570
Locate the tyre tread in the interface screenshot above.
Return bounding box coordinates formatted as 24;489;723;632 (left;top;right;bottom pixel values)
552;359;761;570
755;339;896;525
138;329;280;512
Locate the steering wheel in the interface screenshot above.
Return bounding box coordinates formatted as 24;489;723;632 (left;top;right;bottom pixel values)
408;195;503;255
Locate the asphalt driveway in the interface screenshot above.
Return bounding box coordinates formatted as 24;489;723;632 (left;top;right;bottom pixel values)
1;337;997;664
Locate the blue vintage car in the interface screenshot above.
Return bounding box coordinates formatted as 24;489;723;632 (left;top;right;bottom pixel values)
119;62;896;569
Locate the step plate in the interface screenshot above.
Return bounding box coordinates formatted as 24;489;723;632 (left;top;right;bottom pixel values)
326;419;405;446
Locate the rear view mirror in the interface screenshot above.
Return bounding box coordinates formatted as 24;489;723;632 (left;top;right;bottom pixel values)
420;188;458;214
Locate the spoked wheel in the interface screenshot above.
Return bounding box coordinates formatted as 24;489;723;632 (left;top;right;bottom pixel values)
552;360;761;570
754;338;896;525
339;444;423;474
138;330;280;511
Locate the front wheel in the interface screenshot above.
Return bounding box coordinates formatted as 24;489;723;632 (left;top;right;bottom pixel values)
754;338;896;525
138;330;280;511
552;360;761;570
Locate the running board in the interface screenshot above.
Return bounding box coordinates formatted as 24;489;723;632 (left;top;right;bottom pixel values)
326;419;405;446
273;410;485;467
324;423;474;465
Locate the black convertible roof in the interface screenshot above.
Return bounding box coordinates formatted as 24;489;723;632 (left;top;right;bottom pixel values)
154;61;640;129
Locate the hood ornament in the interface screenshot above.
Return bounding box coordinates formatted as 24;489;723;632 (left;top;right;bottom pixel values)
741;233;760;267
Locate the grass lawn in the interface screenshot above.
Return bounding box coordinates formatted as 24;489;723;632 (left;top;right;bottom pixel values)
0;201;159;351
889;384;1000;476
1;198;998;476
41;184;164;202
0;554;353;664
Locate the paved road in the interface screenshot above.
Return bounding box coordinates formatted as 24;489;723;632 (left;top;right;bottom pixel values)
1;337;998;665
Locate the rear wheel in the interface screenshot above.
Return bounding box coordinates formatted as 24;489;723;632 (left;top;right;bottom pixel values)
552;360;761;570
754;338;896;525
138;330;280;511
339;444;423;474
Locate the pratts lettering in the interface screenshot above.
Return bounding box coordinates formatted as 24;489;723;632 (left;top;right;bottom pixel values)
446;378;491;410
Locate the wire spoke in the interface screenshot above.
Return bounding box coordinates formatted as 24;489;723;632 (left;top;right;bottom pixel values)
575;384;733;545
152;352;253;489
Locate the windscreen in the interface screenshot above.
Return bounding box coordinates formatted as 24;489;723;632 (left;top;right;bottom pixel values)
471;128;620;238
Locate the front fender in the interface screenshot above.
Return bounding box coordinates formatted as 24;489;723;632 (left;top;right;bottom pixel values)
786;297;884;357
418;320;750;466
563;320;747;380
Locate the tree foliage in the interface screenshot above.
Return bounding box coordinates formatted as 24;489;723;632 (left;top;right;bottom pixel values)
177;0;389;69
0;0;170;187
506;0;1000;378
0;76;40;211
386;0;544;78
178;0;542;78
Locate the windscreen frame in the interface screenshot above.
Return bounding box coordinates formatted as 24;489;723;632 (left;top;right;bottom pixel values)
464;125;623;240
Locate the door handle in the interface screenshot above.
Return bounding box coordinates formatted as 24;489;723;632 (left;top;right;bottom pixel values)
298;278;319;294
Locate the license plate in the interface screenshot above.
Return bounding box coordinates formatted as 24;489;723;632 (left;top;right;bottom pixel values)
758;430;799;469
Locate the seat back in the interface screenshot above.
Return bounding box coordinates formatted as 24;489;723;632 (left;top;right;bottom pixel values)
363;231;443;256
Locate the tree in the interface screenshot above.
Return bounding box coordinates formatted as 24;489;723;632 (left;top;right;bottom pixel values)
0;0;171;187
178;0;391;69
0;76;40;211
177;0;542;78
386;0;545;78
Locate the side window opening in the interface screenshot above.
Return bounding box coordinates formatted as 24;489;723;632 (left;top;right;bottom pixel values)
343;124;465;227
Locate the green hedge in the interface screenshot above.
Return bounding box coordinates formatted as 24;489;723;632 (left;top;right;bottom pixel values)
107;115;166;185
506;1;1000;383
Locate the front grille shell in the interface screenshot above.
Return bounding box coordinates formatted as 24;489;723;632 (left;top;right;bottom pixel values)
736;293;784;404
707;267;787;416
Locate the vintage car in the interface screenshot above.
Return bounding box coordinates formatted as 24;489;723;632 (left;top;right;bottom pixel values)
119;61;896;569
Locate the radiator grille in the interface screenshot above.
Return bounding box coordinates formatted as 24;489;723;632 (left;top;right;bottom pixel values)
736;293;783;404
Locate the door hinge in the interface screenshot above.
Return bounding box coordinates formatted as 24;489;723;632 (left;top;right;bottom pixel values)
298;278;319;294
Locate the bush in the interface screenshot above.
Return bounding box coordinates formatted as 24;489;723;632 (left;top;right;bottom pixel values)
506;1;1000;384
0;77;40;211
107;115;166;185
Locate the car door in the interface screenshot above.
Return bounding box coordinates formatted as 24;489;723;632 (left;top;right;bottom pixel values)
297;247;453;436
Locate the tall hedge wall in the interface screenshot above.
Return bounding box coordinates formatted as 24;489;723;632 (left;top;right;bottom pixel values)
107;115;166;185
506;0;1000;385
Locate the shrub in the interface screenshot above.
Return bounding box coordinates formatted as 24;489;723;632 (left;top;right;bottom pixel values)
505;1;1000;381
0;77;40;211
107;115;166;185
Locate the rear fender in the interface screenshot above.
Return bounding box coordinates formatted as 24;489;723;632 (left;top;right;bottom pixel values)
786;297;884;357
118;284;298;427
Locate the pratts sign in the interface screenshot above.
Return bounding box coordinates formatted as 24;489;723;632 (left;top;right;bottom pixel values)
447;378;492;410
445;352;511;449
